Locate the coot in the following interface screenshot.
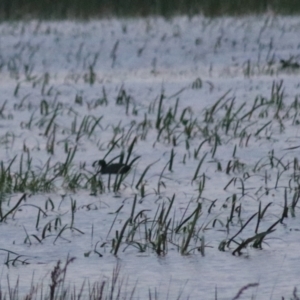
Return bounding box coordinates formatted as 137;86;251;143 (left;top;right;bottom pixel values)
94;160;131;175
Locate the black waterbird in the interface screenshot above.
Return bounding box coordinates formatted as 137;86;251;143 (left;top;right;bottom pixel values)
94;159;131;175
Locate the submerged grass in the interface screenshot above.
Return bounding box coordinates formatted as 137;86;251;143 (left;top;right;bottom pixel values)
0;79;296;259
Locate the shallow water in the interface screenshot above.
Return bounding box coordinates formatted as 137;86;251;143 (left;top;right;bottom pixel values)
0;14;300;299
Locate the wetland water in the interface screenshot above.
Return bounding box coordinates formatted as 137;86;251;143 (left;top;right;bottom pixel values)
0;15;300;299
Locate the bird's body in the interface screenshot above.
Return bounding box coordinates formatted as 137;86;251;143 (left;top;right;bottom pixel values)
94;160;131;175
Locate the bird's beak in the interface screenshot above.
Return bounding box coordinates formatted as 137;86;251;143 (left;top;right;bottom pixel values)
92;160;99;167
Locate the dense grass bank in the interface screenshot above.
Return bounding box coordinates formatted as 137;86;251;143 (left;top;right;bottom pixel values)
1;0;300;20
